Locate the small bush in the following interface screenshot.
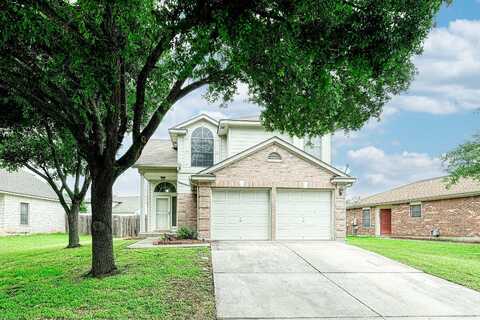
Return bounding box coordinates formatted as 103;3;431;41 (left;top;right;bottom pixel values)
177;227;197;240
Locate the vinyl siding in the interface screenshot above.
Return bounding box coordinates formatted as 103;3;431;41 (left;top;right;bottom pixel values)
321;133;332;164
227;127;294;157
1;194;66;234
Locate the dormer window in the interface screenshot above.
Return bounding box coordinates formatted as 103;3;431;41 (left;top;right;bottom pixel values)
191;127;214;167
304;136;322;159
267;152;282;161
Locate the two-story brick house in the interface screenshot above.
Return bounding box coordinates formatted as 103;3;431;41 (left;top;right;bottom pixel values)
134;114;355;241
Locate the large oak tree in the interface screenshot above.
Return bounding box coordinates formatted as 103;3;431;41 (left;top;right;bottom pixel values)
0;0;447;276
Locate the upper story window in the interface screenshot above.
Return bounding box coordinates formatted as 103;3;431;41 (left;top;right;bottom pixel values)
304;136;322;159
154;182;176;193
191;127;214;167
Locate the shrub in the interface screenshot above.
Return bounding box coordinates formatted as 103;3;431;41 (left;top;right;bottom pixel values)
177;227;197;240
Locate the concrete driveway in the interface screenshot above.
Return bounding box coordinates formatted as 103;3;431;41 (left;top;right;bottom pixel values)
211;241;480;320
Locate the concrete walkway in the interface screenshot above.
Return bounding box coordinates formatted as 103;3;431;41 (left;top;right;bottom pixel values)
211;241;480;320
127;237;210;249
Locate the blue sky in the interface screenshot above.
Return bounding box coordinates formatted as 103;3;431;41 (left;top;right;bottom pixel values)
113;1;480;199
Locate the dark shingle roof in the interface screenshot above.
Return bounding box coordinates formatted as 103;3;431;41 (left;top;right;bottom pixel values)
348;176;480;209
0;169;58;200
134;139;177;168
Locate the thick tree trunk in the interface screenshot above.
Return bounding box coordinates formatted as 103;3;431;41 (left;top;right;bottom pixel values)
90;169;116;277
66;202;80;248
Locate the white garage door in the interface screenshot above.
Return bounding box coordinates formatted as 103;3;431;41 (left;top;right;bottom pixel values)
277;189;331;240
211;189;270;240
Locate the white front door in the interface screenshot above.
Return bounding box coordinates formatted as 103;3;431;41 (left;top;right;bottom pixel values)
155;197;170;230
211;189;270;240
276;189;331;240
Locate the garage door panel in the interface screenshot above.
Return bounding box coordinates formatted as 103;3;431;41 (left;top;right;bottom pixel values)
211;189;270;240
277;189;331;240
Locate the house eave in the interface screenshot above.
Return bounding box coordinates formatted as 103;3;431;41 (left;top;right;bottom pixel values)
0;190;60;202
217;119;262;135
133;164;178;170
347;191;480;209
331;177;357;186
190;174;216;183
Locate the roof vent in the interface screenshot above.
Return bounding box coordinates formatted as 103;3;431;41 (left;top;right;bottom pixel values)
267;152;282;162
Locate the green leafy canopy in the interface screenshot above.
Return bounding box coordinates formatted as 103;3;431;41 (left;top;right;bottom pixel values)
0;1;447;173
443;134;480;185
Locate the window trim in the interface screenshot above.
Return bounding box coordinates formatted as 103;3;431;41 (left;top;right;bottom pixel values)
362;207;371;228
154;182;176;193
267;152;282;162
20;202;29;225
410;202;422;218
190;127;214;167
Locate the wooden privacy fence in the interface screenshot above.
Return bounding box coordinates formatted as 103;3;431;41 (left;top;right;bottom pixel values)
78;214;140;238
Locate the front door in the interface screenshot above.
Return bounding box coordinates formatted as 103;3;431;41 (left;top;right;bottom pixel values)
380;209;392;235
155;197;170;230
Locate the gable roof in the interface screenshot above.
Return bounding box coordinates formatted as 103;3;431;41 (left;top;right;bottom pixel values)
169;113;218;130
84;196;140;215
112;196;140;215
197;136;351;178
0;169;59;201
348;176;480;209
133;139;177;168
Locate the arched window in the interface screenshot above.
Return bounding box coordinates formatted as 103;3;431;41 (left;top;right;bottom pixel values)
191;127;214;167
267;152;282;161
154;182;176;193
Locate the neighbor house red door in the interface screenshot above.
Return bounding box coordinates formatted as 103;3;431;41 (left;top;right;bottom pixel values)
380;209;392;235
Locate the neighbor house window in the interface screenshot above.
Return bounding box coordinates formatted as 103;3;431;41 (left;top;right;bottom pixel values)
20;202;29;225
304;136;322;159
362;208;371;227
410;203;422;217
191;127;214;167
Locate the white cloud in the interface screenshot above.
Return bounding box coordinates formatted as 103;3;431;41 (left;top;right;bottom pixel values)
346;146;445;198
392;19;480;115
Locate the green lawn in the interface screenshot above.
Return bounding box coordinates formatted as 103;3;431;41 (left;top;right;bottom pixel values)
347;236;480;291
0;233;215;320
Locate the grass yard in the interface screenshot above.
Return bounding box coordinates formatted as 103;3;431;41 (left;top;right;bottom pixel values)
347;236;480;291
0;233;215;320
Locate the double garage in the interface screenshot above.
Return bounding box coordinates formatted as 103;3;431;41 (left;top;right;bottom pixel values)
210;188;332;240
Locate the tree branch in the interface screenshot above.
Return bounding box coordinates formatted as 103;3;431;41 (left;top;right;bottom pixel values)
44;124;74;199
132;30;176;140
26;163;71;215
115;75;212;173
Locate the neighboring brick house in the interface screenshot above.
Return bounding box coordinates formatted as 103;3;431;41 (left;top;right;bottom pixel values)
134;114;355;241
0;169;66;235
347;177;480;239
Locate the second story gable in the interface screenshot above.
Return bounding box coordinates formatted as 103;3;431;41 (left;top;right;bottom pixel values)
168;114;331;174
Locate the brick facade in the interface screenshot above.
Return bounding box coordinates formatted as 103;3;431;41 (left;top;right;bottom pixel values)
347;195;480;237
346;208;375;236
176;193;197;230
195;143;347;240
